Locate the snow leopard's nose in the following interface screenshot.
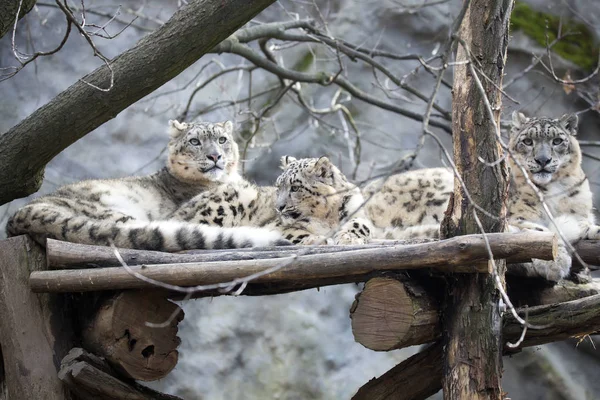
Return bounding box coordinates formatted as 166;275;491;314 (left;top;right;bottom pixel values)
277;204;285;212
535;155;551;167
207;153;222;163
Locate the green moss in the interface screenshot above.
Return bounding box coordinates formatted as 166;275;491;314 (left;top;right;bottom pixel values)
511;2;598;70
292;51;315;72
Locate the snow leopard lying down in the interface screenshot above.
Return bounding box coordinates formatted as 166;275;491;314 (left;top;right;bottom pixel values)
7;120;290;250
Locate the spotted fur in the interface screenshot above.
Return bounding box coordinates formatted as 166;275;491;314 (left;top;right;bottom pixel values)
7;120;289;250
507;112;600;281
272;157;453;244
169;158;352;245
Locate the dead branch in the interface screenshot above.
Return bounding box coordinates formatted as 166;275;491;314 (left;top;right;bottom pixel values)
209;21;452;133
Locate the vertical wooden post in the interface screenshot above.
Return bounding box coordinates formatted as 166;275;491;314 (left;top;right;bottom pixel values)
0;235;75;399
440;0;513;399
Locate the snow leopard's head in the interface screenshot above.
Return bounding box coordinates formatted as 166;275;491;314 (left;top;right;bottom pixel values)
275;156;359;225
509;112;581;186
167;120;240;184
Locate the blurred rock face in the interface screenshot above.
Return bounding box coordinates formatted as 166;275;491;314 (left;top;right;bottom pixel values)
2;0;600;399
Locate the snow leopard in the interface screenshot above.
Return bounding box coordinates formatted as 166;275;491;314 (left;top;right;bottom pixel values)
169;172;328;245
6;120;289;250
274;156;453;245
507;112;600;281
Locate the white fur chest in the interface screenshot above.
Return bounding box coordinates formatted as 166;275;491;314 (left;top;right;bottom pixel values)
541;182;569;216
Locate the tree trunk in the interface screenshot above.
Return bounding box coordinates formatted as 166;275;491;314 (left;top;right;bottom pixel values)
0;0;276;205
0;0;37;40
439;0;514;398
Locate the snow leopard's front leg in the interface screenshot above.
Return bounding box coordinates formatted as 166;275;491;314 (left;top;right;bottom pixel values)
277;224;332;245
508;218;576;282
333;218;372;245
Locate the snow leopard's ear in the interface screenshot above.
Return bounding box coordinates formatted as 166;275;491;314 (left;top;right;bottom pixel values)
510;111;529;136
511;111;529;129
559;113;578;136
168;120;188;139
216;120;234;135
312;156;333;179
280;155;297;169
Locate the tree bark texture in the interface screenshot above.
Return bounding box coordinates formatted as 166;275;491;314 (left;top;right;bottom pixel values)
0;235;75;399
0;0;276;205
440;1;514;399
0;0;37;40
353;292;600;400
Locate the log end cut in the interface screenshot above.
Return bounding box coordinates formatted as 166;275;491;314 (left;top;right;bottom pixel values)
83;290;183;381
350;277;439;351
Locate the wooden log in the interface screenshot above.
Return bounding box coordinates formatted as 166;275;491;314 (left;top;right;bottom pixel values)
81;291;183;381
354;293;600;400
352;278;600;352
352;342;443;400
31;232;556;293
350;277;439;351
46;233;565;270
46;239;430;269
572;240;600;268
0;235;75;399
58;348;182;400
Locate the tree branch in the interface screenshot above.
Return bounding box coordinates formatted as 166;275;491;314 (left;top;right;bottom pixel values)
0;0;37;40
0;0;277;205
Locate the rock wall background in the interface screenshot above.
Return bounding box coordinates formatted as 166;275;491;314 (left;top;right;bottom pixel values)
1;1;599;398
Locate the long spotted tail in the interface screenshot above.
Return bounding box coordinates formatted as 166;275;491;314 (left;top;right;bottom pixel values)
7;205;289;250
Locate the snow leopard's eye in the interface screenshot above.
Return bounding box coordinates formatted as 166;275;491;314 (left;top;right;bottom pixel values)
290;185;300;192
552;138;564;146
189;138;200;146
522;138;533;146
218;136;227;144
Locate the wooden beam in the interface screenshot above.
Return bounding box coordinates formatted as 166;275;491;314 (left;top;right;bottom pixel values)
31;232;556;293
0;235;74;399
45;233;563;270
46;239;433;269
